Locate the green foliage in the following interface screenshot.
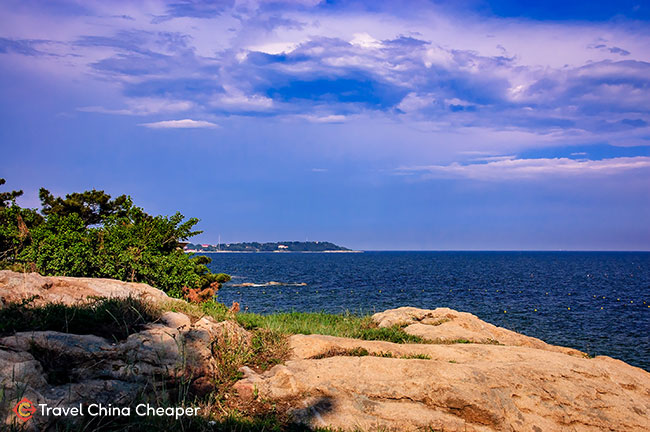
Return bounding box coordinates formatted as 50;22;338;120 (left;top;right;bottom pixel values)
0;179;44;266
214;273;232;283
20;212;96;276
0;178;24;207
84;202;207;296
0;179;227;297
39;187;129;226
0;204;43;266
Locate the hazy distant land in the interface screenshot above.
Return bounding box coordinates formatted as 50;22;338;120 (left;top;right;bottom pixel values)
185;241;360;253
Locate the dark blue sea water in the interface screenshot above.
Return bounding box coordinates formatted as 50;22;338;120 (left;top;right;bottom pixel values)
205;251;650;370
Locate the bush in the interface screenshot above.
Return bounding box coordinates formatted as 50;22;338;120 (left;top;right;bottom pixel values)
0;179;228;298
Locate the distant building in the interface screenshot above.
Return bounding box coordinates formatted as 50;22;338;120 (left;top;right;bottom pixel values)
278;244;288;249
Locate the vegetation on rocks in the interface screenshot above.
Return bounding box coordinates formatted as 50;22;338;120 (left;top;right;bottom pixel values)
0;296;300;432
2;277;649;431
236;311;425;344
0;296;161;341
0;178;228;298
160;302;426;344
310;347;432;360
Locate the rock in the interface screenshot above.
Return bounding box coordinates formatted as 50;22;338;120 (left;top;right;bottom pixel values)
372;306;584;356
160;311;192;329
0;313;251;430
234;309;650;431
0;270;170;306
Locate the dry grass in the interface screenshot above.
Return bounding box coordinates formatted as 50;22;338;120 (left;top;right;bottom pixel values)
310;347;431;360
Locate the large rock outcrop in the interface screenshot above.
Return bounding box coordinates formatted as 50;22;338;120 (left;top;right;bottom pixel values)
373;306;585;356
235;308;650;432
1;311;251;430
3;272;649;431
0;271;250;430
0;270;171;307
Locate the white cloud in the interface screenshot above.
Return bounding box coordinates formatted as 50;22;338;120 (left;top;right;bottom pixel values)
4;0;650;150
350;33;382;49
470;155;517;162
139;119;219;129
302;114;347;123
212;89;274;111
423;45;455;68
444;98;475;108
396;156;650;181
247;41;299;55
78;98;194;116
397;93;434;112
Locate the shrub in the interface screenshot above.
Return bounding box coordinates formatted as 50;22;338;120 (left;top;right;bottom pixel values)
0;179;228;298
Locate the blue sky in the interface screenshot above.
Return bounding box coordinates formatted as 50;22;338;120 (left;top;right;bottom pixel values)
1;0;649;250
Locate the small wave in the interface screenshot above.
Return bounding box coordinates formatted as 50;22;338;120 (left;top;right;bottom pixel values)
230;281;308;288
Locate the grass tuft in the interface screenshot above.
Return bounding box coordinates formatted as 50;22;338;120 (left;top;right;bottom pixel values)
159;298;230;323
0;296;161;341
401;353;431;360
310;347;432;361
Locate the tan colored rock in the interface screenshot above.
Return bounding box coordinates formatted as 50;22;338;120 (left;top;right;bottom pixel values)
234;311;650;431
160;310;193;329
372;306;584;356
0;270;170;307
0;313;250;430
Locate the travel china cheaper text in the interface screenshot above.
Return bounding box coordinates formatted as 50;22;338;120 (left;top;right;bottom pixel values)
38;403;200;420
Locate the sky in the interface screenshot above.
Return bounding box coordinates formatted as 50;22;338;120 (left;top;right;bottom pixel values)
1;0;649;250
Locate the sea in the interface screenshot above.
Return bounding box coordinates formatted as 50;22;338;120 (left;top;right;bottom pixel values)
204;251;650;370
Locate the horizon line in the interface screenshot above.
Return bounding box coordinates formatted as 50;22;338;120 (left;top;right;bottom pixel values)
360;249;650;252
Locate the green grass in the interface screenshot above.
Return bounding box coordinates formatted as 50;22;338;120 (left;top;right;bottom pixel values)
235;311;424;344
0;298;440;432
162;302;426;344
0;296;161;341
160;298;231;322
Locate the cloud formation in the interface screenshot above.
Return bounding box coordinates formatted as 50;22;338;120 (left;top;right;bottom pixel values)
139;119;219;128
396;156;650;181
1;0;649;146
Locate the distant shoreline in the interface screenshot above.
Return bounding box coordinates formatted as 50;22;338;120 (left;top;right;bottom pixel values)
184;240;356;253
187;250;363;254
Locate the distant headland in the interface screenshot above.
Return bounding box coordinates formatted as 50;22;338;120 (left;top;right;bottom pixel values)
184;241;361;253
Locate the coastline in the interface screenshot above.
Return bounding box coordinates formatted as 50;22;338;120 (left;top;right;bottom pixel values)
187;250;364;253
2;271;649;431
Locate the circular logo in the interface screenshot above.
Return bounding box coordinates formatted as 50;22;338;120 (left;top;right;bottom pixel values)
13;397;36;422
